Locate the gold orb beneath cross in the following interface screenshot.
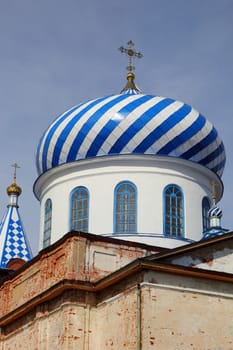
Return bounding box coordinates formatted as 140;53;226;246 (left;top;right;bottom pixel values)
7;183;22;196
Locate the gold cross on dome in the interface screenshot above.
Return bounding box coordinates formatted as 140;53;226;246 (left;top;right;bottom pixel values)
119;40;143;72
11;163;20;183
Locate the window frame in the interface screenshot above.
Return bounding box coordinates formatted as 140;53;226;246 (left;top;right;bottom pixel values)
114;181;137;234
163;184;184;238
202;196;211;232
43;198;52;248
70;186;89;233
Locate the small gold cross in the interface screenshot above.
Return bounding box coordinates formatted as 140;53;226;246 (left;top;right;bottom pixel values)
119;40;143;72
11;163;20;183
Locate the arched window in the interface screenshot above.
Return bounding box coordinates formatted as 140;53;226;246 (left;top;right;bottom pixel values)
43;198;52;248
114;181;137;234
164;184;184;237
71;186;89;232
202;197;210;232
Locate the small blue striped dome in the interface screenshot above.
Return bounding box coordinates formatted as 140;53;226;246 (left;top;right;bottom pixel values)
36;91;226;177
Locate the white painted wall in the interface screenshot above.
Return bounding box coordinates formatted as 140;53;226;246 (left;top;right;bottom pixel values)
34;155;223;250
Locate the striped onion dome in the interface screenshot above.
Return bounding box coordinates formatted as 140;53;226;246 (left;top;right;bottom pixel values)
36;75;226;177
209;206;223;219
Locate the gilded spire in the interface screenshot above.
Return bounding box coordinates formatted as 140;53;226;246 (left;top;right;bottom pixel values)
7;163;22;197
211;180;217;206
209;180;222;228
119;40;143;94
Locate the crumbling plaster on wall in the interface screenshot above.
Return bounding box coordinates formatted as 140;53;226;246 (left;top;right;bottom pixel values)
168;247;233;274
1;233;233;349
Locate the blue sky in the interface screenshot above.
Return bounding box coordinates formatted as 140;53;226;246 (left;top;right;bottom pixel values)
0;0;232;254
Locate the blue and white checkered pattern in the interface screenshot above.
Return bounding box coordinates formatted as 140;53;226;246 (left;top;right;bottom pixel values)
36;91;226;177
0;206;31;268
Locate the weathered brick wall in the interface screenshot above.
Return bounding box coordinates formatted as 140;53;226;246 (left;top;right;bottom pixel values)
141;282;233;349
0;234;156;321
165;240;233;274
1;301;86;349
1;234;233;350
1;274;233;349
90;288;138;350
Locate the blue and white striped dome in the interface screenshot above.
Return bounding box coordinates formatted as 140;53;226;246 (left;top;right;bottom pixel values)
36;90;226;177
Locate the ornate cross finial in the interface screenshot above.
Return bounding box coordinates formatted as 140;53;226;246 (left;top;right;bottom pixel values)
119;40;143;72
211;180;217;206
11;163;20;183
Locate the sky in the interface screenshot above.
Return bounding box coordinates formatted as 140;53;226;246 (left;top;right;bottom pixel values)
0;0;232;255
